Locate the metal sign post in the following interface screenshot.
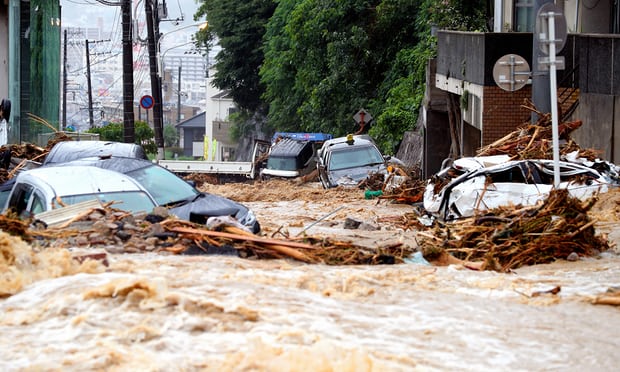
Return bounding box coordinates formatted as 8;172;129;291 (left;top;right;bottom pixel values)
536;4;567;188
548;13;561;188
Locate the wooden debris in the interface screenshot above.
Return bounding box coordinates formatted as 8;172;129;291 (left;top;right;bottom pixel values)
476;99;601;161
416;189;610;272
361;164;426;205
0;203;415;266
592;287;620;306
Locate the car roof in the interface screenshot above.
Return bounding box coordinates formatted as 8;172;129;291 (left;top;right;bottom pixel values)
321;135;376;152
43;141;148;165
53;155;155;174
269;138;312;157
14;165;147;196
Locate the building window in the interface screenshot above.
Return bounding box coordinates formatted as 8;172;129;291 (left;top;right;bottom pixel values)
515;0;534;32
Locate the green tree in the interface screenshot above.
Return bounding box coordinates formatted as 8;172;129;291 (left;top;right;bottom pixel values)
261;0;421;147
195;0;276;113
163;124;179;148
87;121;156;155
195;0;488;153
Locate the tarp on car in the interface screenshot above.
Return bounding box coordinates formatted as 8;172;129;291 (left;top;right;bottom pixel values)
43;141;148;165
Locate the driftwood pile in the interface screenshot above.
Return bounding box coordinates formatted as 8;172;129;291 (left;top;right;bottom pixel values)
361;164;427;204
417;189;609;272
477;100;601;160
0;132;73;183
1;204;415;266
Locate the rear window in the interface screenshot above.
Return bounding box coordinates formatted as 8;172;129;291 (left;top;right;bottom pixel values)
267;156;299;171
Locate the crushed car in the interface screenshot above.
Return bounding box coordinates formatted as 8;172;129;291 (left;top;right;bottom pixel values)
424;156;620;221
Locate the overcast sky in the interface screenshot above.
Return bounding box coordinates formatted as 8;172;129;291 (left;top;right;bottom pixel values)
61;0;202;33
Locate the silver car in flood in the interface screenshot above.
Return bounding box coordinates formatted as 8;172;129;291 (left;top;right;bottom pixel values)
3;166;156;218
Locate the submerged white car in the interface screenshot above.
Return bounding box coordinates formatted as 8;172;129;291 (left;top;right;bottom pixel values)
424;158;619;221
3;166;157;218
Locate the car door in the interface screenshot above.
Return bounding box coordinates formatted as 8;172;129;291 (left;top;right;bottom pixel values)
448;163;544;219
7;182;40;218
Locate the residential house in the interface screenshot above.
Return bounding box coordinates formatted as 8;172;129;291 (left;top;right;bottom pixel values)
176;111;206;158
202;69;238;161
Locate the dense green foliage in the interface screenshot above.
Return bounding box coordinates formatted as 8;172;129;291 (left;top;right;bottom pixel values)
87;121;157;154
195;0;487;154
194;1;277;113
163;124;179;148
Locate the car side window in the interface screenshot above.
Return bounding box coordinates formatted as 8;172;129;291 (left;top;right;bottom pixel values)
8;183;34;216
486;166;527;183
30;191;46;215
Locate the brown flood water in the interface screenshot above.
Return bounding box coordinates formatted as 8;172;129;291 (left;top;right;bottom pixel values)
1;181;619;371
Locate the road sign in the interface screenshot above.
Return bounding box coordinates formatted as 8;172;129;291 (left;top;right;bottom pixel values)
140;95;154;110
493;54;531;92
536;3;567;56
353;109;372;124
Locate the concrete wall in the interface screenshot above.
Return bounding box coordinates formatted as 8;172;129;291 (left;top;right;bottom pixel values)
424;109;451;177
580;1;611;33
0;3;8;99
572;93;618;163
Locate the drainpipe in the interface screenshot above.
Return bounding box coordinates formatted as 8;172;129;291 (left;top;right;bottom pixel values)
494;0;504;32
575;0;580;32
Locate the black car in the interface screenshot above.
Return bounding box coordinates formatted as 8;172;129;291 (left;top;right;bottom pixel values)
51;156;261;233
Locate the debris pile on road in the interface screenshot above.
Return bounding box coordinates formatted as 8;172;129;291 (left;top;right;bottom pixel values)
416;189;610;272
360;164;427;204
0;132;72;183
2;203;415;266
477;100;600;160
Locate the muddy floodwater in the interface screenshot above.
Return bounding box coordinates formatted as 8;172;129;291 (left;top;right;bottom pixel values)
1;181;620;371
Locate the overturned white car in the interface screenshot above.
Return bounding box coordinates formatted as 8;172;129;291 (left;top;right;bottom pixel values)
424;156;620;221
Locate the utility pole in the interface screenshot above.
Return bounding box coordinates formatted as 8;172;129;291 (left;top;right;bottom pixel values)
145;0;165;159
85;39;94;129
177;65;182;124
122;0;135;143
62;30;67;130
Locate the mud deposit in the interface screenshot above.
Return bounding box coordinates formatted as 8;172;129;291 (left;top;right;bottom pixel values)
1;180;619;371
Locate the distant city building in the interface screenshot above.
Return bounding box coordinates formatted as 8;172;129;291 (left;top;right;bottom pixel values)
61;23;207;131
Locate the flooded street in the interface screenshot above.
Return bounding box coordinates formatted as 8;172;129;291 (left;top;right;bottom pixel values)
1;181;620;371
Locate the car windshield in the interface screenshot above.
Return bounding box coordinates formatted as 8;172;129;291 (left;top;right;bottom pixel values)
126;164;199;205
267;156;298;171
329;145;384;171
53;191;156;214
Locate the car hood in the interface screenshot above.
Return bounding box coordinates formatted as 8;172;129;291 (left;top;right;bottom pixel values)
327;164;386;187
169;192;259;233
